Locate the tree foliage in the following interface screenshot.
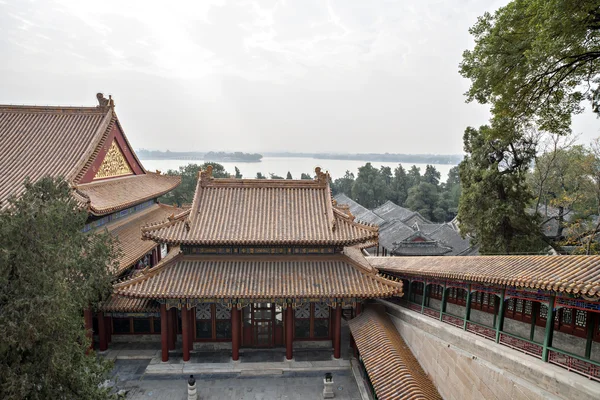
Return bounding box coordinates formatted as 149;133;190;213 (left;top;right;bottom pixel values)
460;0;600;134
458;125;546;253
0;177;117;399
160;162;231;206
330;162;460;222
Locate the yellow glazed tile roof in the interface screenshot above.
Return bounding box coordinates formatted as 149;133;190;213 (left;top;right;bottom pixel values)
141;166;378;247
368;255;600;298
76;173;180;216
105;203;183;274
349;306;441;400
114;251;401;300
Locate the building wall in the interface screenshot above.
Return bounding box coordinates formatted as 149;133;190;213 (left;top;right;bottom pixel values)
379;299;600;400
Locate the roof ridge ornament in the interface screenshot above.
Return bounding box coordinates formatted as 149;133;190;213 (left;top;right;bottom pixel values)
315;167;329;186
96;93;115;109
198;165;214;185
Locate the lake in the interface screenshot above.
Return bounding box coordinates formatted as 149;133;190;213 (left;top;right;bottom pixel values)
141;157;456;182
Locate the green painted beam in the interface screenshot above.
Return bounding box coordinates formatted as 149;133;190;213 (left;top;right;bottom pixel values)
440;284;447;321
464;285;472;330
586;311;596;359
542;296;556;362
495;289;506;343
529;302;538;342
421;282;427;314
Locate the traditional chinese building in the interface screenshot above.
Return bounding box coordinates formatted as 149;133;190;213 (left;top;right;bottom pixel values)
0;95;182;346
109;166;403;362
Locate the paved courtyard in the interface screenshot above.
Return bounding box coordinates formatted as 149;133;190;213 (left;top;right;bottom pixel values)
112;359;363;400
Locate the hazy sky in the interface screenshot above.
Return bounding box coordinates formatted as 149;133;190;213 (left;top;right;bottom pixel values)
1;0;598;155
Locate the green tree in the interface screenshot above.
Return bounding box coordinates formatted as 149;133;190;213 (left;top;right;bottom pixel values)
460;0;600;135
407;165;421;188
406;182;439;221
458;125;546;254
442;166;461;215
391;164;409;206
422;165;441;187
269;173;285;179
256;172;267;179
351;163;388;209
234;166;243;179
286;171;293;180
331;170;355;195
0;177;117;399
160;162;230;206
300;173;313;180
530;142;595;237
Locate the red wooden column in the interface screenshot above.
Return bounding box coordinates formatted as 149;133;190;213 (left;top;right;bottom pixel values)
84;308;93;352
232;307;241;361
286;306;294;360
182;307;191;362
167;308;175;350
355;302;362;316
333;305;342;359
160;304;169;362
171;309;178;349
188;307;195;351
105;316;112;344
98;311;107;351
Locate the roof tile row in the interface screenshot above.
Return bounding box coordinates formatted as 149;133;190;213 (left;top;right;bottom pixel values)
349;306;441;399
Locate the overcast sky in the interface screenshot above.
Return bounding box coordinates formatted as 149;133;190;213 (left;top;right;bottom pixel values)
1;0;598;155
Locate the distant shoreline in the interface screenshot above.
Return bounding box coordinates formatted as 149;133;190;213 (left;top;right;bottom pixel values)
137;150;462;165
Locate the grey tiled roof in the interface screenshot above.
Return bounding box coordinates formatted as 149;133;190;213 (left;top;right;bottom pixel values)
402;212;432;226
372;201;415;222
378;220;416;252
334;193;386;226
428;224;472;255
392;241;453;256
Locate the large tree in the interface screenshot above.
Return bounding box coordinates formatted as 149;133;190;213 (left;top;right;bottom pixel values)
391;164;409;206
351;163;388;209
0;177;117;399
458;124;547;253
460;0;600;135
406;182;439;221
331;170;355;196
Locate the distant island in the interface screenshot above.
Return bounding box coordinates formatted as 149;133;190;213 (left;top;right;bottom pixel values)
263;152;463;165
136;150;263;162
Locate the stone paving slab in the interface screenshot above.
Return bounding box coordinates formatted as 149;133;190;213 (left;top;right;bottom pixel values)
114;365;362;400
146;356;352;375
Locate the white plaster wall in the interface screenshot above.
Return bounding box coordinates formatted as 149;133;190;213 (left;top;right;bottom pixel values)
379;300;600;400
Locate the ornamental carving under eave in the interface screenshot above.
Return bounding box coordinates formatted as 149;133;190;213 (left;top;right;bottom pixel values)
94;140;133;180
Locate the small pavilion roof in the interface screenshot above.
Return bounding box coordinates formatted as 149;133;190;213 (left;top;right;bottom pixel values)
141;166;378;247
348;306;441;400
104;203;183;274
114;247;401;300
368;255;600;298
0;102;180;214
